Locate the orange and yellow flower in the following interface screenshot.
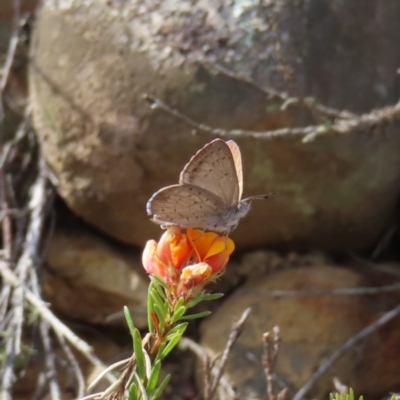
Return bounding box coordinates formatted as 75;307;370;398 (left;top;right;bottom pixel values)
142;227;234;299
142;226;192;281
187;228;234;275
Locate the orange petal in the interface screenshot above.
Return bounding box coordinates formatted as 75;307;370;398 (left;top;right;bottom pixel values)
187;228;218;260
206;252;228;272
142;240;166;277
205;237;235;259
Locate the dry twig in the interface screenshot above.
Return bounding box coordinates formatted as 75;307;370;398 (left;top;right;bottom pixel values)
0;2;119;396
145;94;400;144
208;307;251;400
179;337;238;400
207;63;355;121
262;327;287;400
0;0;20;124
240;282;400;298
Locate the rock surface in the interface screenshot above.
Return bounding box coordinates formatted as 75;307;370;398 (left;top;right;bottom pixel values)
30;0;400;251
200;265;400;399
44;223;148;328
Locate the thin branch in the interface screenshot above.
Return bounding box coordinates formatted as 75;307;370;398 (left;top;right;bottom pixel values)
145;94;316;139
208;63;356;120
209;308;252;399
0;260;116;385
87;358;129;392
262;327;282;400
145;94;400;143
0;0;20;124
293;302;400;400
0;330;16;400
348;252;400;277
203;354;212;399
78;394;104;400
179;337;237;400
12;156;51;356
0;104;32;170
371;224;398;260
55;332;86;399
0;170;13;260
239;282;400;298
40;319;61;400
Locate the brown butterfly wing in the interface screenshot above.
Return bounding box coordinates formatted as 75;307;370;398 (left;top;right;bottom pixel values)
179;139;240;209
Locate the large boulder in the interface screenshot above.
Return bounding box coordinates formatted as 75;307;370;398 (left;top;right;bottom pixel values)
200;264;400;399
30;0;400;250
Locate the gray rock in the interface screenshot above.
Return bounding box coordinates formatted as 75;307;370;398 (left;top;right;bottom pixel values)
30;0;400;250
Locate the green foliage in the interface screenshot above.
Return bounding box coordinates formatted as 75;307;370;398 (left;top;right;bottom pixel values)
171;305;187;324
329;388;398;400
128;381;138;400
147;282;156;334
146;360;161;393
186;292;223;308
159;330;184;360
125;277;216;399
330;388;361;400
124;306;135;345
151;374;171;400
180;310;212;320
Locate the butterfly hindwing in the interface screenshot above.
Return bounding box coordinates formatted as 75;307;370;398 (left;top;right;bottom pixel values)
147;184;229;231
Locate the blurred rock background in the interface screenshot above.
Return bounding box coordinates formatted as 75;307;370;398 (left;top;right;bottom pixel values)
1;0;400;399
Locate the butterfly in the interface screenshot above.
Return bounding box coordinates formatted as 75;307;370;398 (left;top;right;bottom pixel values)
146;138;273;234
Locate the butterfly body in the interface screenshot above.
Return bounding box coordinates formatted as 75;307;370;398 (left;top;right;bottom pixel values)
147;139;269;234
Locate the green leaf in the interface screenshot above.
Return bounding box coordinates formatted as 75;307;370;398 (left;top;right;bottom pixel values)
133;329;146;380
124;306;135;339
146;360;161;393
151;374;171;400
349;388;354;400
153;304;166;333
160;331;184;359
128;382;138;400
135;371;149;400
150;289;168;321
148;283;156;334
174;297;185;312
180;310;212;320
186;292;223;308
150;276;170;293
171;306;187;324
166;322;188;338
150;283;166;303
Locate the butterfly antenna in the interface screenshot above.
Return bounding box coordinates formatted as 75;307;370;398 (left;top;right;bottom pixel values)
243;192;277;202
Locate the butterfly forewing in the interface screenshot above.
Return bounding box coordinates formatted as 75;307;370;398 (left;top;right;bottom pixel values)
147;184;228;230
179;139;240;208
226;140;243;199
